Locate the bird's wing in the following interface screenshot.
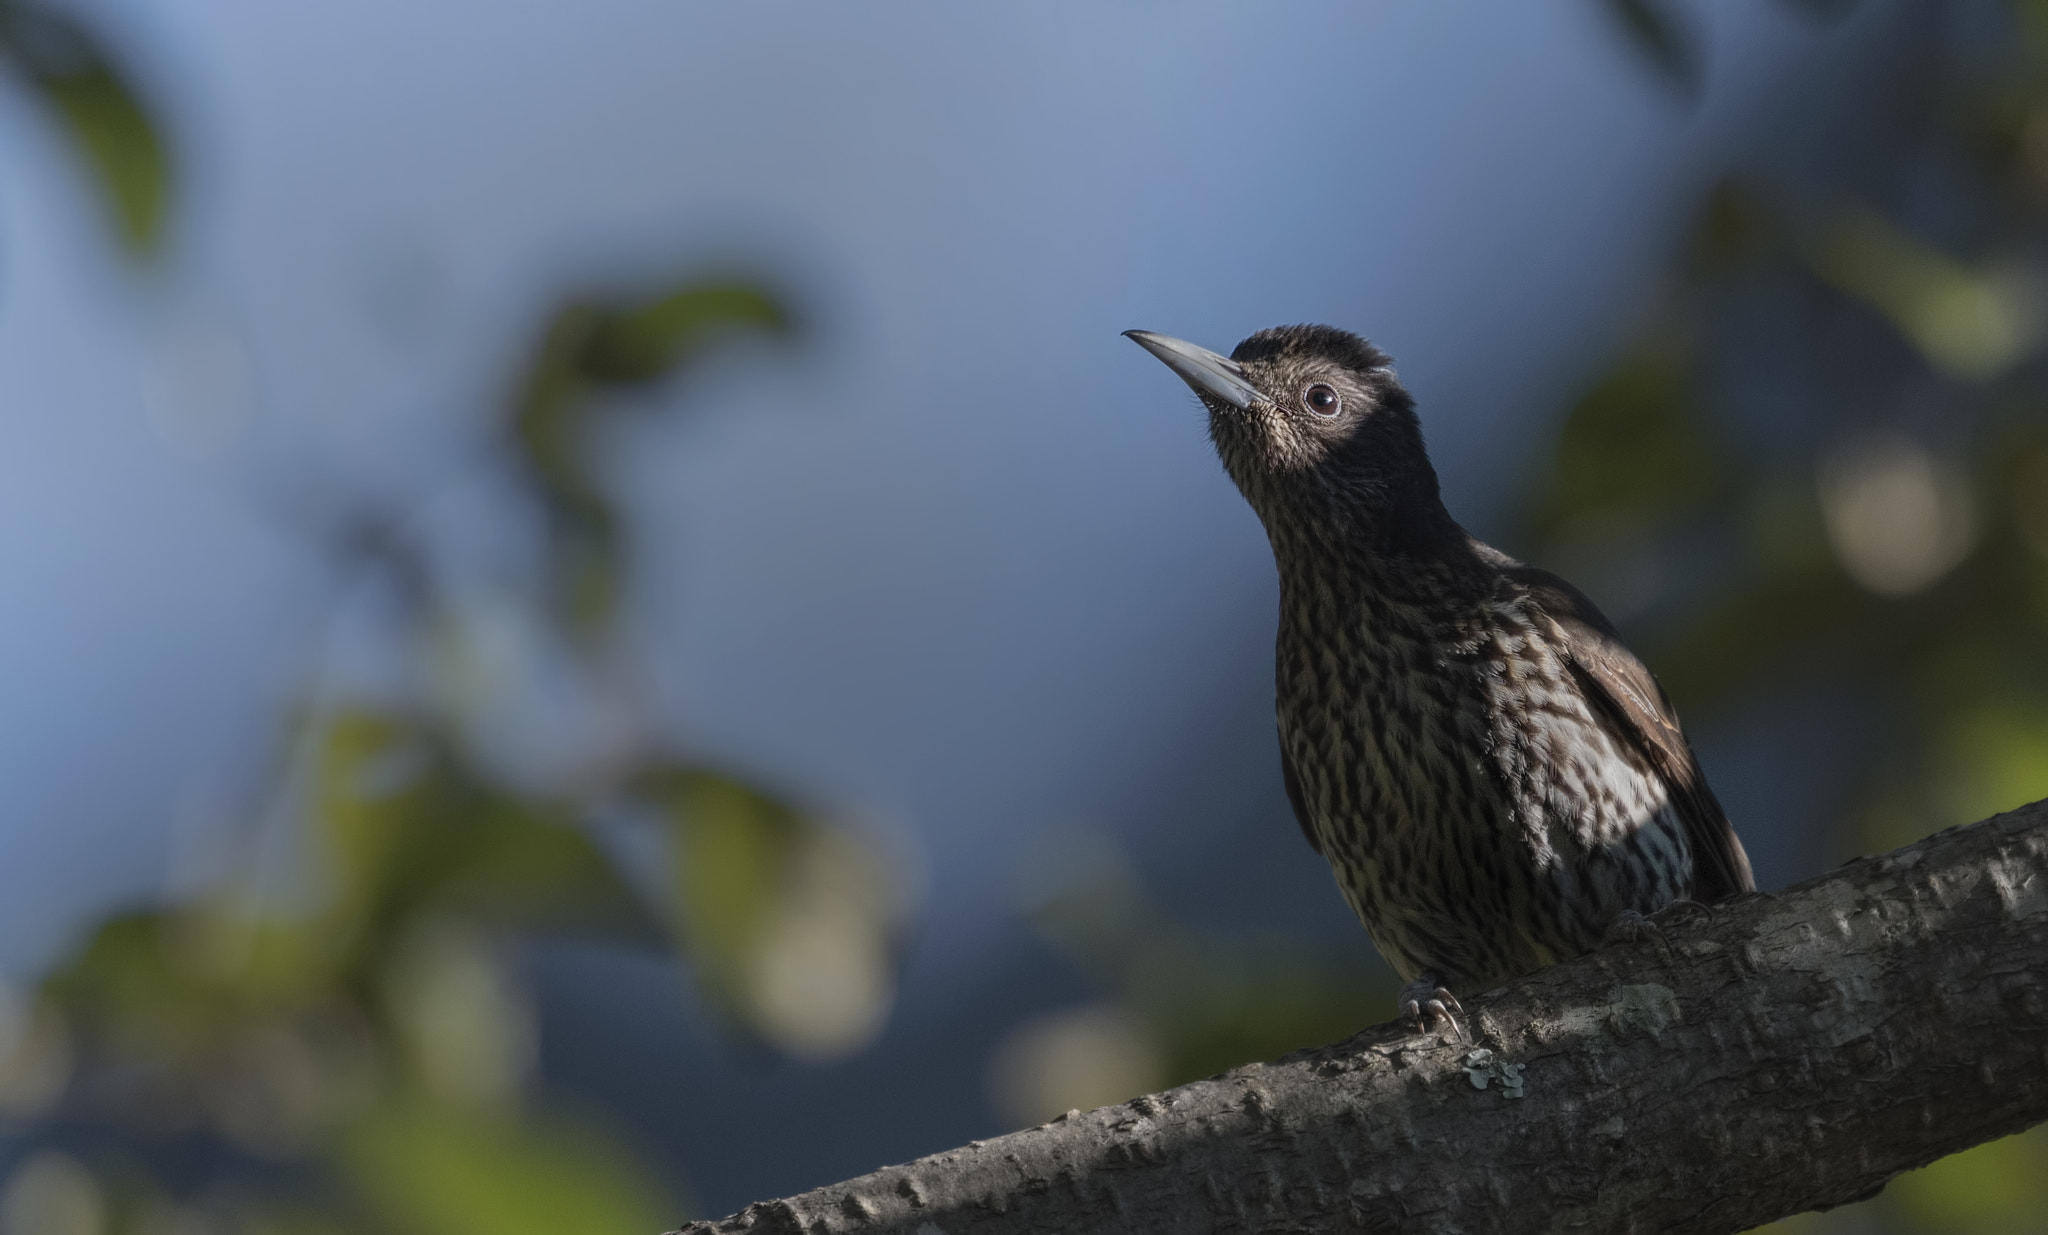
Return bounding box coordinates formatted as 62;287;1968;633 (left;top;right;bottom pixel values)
1509;564;1756;899
1279;733;1324;856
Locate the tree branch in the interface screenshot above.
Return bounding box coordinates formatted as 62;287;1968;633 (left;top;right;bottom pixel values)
672;799;2048;1235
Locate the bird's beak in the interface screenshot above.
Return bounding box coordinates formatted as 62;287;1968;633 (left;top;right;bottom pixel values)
1124;330;1263;410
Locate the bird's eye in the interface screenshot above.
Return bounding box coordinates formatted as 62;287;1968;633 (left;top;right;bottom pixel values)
1303;384;1342;417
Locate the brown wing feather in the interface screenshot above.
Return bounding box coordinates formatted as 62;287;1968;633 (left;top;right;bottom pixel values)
1279;733;1323;856
1507;564;1756;900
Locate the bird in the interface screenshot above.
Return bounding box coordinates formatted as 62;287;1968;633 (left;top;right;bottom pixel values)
1125;325;1753;1034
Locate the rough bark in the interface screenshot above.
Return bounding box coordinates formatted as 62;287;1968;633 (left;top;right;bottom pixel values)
673;798;2048;1235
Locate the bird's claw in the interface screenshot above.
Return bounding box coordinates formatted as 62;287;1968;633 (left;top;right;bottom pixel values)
1399;983;1466;1041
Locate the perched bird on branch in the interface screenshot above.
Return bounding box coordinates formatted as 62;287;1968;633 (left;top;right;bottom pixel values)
1126;325;1753;1033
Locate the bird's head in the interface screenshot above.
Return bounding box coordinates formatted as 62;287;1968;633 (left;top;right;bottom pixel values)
1125;325;1445;543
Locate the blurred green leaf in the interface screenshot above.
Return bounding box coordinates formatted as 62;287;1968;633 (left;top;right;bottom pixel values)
311;710;657;955
344;1100;675;1235
1532;334;1726;541
1688;179;1779;276
578;282;790;386
508;280;792;633
1813;208;2035;380
1936;700;2048;829
2017;0;2048;53
43;903;334;1072
656;768;804;991
650;766;902;1059
382;920;533;1112
0;0;171;253
1890;1126;2048;1234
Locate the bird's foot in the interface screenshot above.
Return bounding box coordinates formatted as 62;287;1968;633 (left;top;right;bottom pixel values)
1399;980;1465;1040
